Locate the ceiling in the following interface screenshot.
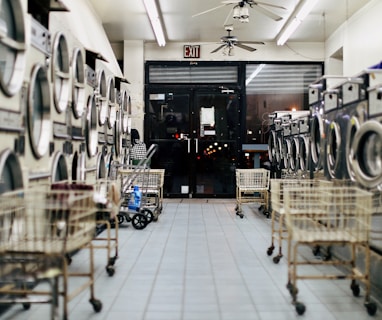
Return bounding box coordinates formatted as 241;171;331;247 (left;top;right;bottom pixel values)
88;0;371;48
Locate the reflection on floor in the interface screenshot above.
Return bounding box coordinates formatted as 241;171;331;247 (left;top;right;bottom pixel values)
1;198;382;320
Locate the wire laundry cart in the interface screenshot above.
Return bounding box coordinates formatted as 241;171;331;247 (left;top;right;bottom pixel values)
92;179;121;276
117;144;159;229
235;168;270;218
268;178;333;263
284;184;377;316
0;188;101;320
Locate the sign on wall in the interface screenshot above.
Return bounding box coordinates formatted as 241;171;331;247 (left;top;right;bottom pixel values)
183;45;200;58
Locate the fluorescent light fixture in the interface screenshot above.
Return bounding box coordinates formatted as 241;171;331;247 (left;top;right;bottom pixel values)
276;0;318;46
246;64;265;86
143;0;166;46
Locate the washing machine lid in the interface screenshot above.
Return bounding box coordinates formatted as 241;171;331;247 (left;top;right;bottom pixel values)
86;94;98;158
0;0;26;97
0;149;23;193
352;120;382;188
27;63;51;159
72;47;86;119
52;31;70;113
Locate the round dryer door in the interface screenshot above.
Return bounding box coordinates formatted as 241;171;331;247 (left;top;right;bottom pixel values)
86;94;98;157
107;77;116;129
52;32;70;113
268;131;277;164
0;0;26;96
310;113;325;170
299;136;310;172
352;120;382;188
27;64;51;159
345;116;361;181
114;111;123;157
0;149;23;193
72;47;86;119
97;69;108;125
51;152;68;182
326;122;341;179
121;90;129;134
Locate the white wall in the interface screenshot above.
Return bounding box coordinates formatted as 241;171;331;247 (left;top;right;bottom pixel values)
325;0;382;76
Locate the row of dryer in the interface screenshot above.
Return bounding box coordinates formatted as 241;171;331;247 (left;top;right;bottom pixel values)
0;0;132;193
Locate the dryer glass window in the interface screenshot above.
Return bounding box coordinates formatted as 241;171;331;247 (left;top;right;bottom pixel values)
97;70;107;125
72;48;86;118
361;132;382;177
86;95;98;157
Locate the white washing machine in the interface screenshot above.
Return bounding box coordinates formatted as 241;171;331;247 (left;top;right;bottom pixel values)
22;15;53;186
69;45;87;182
0;0;27;189
95;68;108;178
323;88;342;180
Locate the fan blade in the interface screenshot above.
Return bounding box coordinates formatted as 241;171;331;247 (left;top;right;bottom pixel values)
251;1;286;10
239;40;265;45
211;44;226;54
235;42;257;52
252;4;283;21
192;4;230;17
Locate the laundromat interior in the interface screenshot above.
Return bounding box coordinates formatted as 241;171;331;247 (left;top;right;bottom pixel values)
2;0;382;319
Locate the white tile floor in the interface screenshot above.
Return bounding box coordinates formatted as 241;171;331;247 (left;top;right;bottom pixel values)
1;199;382;320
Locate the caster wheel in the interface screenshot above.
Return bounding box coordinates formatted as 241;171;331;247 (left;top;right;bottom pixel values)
267;245;274;256
90;298;102;313
141;208;154;223
22;302;31;310
264;211;271;219
323;252;332;261
117;214;124;225
132;213;147;230
65;254;72;266
106;265;115;276
350;282;360;297
295;302;306;315
109;256;117;266
273;255;281;264
365;302;377;316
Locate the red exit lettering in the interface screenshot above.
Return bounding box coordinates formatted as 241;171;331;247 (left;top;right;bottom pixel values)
184;45;200;58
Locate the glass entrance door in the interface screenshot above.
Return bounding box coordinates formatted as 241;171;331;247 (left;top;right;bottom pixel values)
146;88;239;198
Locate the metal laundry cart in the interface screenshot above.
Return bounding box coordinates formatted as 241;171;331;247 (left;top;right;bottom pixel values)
0;187;101;320
235;168;270;218
117;144;159;229
267;178;333;263
284;184;377;316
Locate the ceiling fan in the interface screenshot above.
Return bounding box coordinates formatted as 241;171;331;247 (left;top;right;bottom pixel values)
211;25;264;56
192;0;286;23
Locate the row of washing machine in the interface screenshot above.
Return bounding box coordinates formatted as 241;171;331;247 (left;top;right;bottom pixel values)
268;68;382;250
0;0;132;193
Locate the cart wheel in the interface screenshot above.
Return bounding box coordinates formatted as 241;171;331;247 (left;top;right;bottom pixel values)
132;213;147;230
351;282;360;297
295;302;306;315
106;265;115;276
263;211;271;219
141;208;154;223
322;251;332;261
117;214;124;225
90;298;102;313
267;245;274;256
108;256;117;266
365;302;377;316
273;255;281;264
65;254;72;266
22;302;31;310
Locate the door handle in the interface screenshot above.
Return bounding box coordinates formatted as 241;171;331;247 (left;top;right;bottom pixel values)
195;138;198;153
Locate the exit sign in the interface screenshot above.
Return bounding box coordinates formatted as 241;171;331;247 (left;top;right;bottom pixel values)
184;45;200;58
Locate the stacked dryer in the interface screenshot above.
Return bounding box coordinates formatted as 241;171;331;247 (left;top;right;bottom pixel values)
0;0;27;192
